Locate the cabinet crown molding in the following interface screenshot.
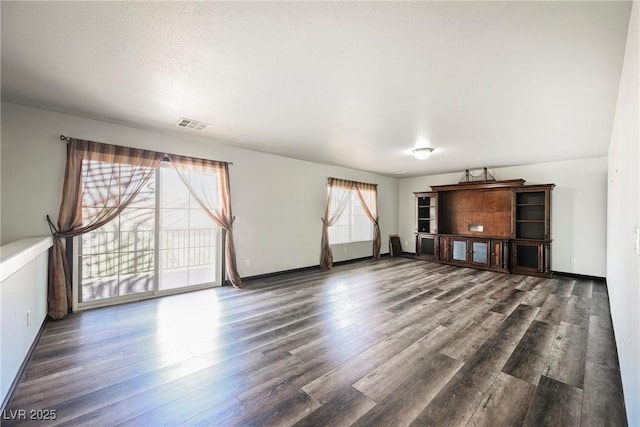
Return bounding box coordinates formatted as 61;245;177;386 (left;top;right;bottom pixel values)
430;179;525;192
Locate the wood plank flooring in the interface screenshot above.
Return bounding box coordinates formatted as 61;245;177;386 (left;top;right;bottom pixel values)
3;257;627;426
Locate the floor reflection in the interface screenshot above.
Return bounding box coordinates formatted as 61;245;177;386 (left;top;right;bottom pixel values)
156;290;223;357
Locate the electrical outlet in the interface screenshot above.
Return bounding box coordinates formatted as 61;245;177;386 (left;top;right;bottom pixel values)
26;310;31;327
245;259;250;267
570;257;576;264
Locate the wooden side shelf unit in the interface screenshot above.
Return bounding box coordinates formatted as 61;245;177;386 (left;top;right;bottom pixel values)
415;179;554;277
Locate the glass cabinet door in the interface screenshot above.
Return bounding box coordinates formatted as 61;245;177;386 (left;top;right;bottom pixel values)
471;241;489;265
452;240;467;262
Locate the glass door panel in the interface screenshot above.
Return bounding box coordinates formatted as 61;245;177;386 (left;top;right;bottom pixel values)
80;252;119;302
158;167;219;292
471;241;489;265
79;204;156;303
452;240;467;262
187;210;218;286
159;207;189;291
118;207;155;295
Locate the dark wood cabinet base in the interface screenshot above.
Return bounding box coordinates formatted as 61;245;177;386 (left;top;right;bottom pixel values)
415;234;552;278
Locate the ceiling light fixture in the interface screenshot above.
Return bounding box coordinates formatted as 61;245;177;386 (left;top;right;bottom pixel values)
412;147;434;160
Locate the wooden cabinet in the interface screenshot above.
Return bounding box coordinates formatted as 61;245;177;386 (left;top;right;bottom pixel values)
416;192;437;233
447;237;490;267
415;192;439;260
511;240;552;277
416;234;438;260
438;236;509;272
513;187;552;240
439;235;449;261
414;180;553;277
511;186;553;276
492;240;511;271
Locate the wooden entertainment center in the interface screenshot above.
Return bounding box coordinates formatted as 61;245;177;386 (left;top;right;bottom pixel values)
415;179;554;277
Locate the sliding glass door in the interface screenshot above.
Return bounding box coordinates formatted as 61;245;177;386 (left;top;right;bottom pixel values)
158;166;219;291
76;163;221;309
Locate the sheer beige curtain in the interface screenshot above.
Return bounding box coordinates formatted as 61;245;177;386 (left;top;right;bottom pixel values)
320;178;354;269
48;139;163;319
355;182;381;259
168;154;243;287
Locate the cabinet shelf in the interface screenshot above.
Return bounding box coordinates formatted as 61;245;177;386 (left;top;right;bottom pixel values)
516;203;545;223
416;192;437;234
514;237;550;242
516;192;546;205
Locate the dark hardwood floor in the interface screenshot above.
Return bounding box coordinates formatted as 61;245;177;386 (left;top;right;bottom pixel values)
3;257;627;426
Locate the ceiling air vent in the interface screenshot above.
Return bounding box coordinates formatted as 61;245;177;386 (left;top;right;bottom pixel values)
176;118;210;131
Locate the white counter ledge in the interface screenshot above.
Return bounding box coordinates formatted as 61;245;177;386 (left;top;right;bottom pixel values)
0;236;53;283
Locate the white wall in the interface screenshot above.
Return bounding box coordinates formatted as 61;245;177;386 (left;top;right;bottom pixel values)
607;2;639;424
398;157;608;277
0;102;399;277
1;237;51;405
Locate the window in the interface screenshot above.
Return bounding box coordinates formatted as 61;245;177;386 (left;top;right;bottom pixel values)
320;176;380;270
328;188;373;244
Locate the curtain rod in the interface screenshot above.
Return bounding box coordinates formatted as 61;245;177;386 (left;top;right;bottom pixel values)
59;135;233;165
327;176;378;186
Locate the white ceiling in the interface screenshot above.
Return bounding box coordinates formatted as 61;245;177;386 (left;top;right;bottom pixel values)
1;1;632;177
